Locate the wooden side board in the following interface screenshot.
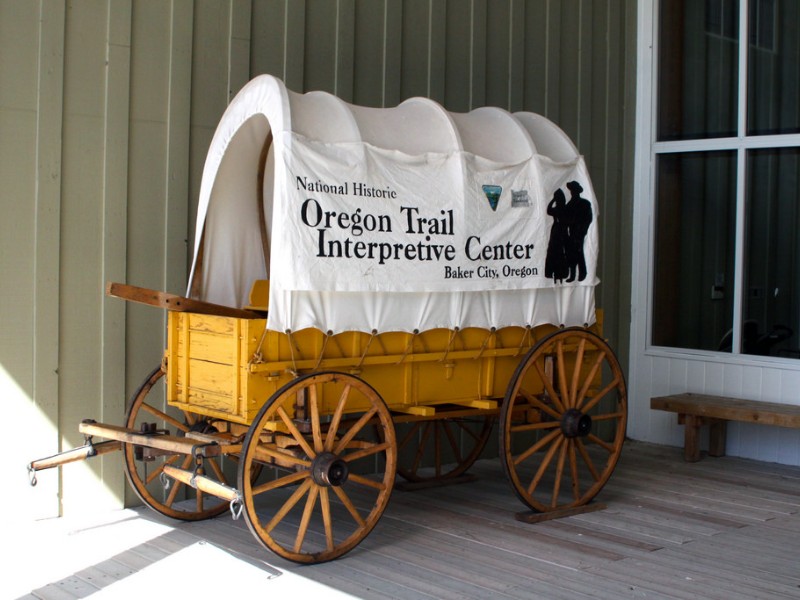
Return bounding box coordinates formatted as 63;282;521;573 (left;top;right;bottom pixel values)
651;393;800;462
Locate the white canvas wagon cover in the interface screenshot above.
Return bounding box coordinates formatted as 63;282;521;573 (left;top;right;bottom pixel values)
188;75;599;334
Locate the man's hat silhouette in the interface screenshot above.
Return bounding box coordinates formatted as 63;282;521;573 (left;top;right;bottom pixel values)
566;181;583;194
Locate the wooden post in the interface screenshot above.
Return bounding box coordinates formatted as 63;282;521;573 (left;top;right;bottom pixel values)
708;419;727;457
683;414;701;462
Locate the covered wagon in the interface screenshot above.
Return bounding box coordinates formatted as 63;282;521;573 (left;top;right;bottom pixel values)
29;75;626;564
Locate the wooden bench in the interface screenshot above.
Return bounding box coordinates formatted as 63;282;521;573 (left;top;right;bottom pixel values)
650;393;800;462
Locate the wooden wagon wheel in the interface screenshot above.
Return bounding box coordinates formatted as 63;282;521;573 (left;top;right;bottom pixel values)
499;328;626;513
394;416;493;483
238;371;397;564
123;366;234;521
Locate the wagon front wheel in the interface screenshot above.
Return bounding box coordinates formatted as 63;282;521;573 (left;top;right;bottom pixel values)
239;372;397;564
500;328;627;513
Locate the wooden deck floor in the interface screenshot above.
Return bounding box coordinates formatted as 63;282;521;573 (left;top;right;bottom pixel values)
13;441;800;599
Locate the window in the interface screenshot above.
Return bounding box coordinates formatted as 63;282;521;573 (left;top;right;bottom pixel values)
652;0;800;357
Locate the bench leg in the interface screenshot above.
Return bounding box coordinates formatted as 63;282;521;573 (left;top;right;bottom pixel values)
683;414;701;462
708;419;727;457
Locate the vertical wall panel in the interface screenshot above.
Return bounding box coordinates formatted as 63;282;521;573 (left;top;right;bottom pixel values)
165;0;193;298
98;0;132;509
58;0;110;513
353;0;389;106
444;0;472;111
1;1;63;519
304;0;341;92
485;0;510;108
31;0;66;517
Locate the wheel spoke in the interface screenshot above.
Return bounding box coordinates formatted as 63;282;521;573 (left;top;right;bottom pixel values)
144;454;180;485
332;485;365;527
343;441;391;463
575;438;600;481
442;422;463;463
587;433;615;453
580;376;621;414
253;444;312;469
556;340;570;408
456;419;482;443
591;411;625;422
510;421;560;434
519;388;562;421
526;435;564;496
551;439;569;508
575;350;606;409
324;383;351;452
568;440;580;500
309;384;323;453
398;421;423;449
265;478;313;534
320;487;334;552
533;359;566;414
348;473;386;491
409;422;432;474
277;406;317;459
252;469;309;496
140;403;190;433
334;407;378;454
434;422;442;477
206;456;227;484
513;427;561;467
165;454;194;508
569;338;587;408
294;485;319;553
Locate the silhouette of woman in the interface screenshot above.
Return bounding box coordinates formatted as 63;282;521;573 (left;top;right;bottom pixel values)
545;189;569;283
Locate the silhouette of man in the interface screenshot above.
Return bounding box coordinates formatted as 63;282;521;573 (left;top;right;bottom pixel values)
564;181;592;282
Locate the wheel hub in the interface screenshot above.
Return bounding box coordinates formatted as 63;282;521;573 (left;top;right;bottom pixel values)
561;408;592;438
311;452;349;487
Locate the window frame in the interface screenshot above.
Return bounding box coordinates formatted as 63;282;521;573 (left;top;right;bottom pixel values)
643;0;800;363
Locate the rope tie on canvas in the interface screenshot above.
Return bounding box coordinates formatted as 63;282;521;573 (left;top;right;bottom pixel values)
395;329;419;364
514;325;533;357
439;327;460;362
313;331;332;370
473;327;496;360
355;330;378;370
286;330;299;377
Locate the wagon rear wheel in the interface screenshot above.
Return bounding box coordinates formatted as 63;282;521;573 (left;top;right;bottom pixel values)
500;328;626;513
239;372;397;564
123;366;234;521
395;415;493;483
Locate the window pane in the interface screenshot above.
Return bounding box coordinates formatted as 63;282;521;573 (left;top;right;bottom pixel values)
653;152;736;350
658;0;739;141
743;148;800;356
747;0;800;135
